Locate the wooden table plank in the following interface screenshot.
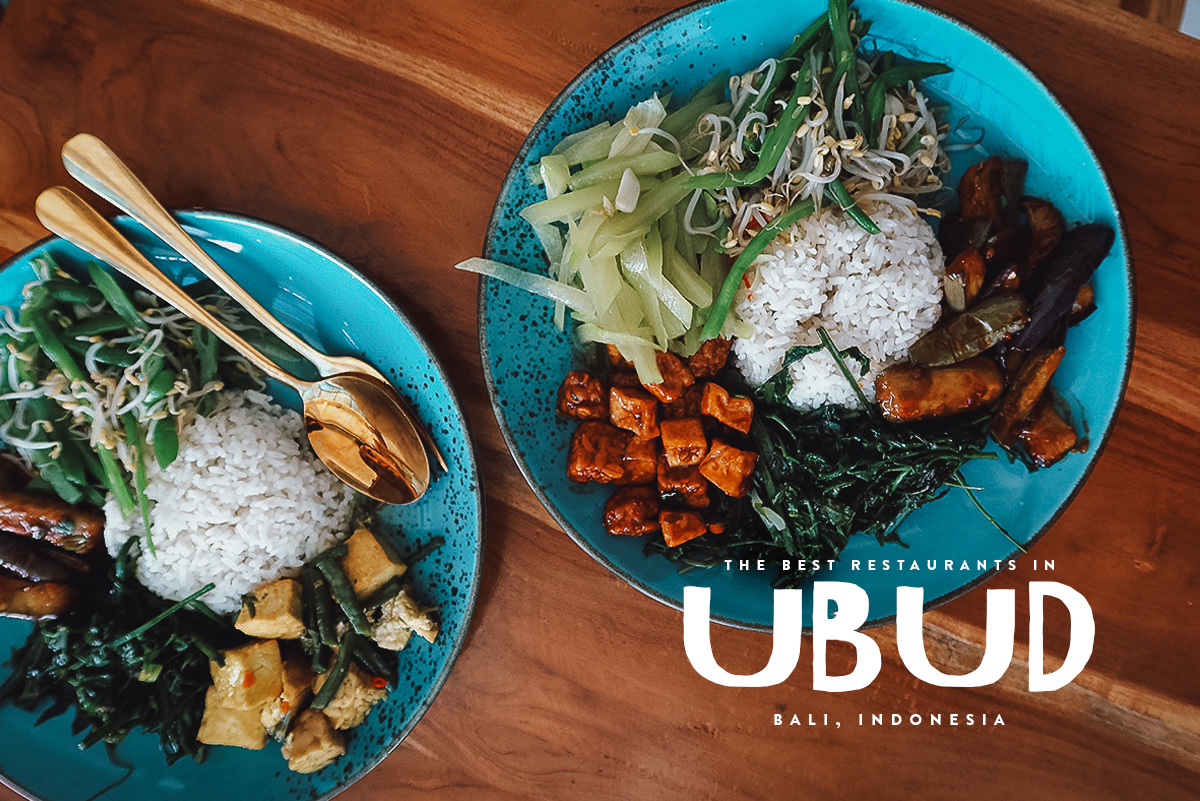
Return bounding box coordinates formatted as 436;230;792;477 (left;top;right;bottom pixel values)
0;0;1198;798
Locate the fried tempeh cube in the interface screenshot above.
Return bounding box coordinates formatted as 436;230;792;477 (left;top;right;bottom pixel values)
1018;399;1079;468
662;384;703;420
699;383;754;434
617;435;658;486
699;440;758;498
556;370;608;420
603;487;661;537
609;386;660;439
657;457;709;509
875;357;1004;423
567;422;630;483
0;576;74;619
660;510;707;548
642;351;695;403
660;418;707;468
687;337;733;379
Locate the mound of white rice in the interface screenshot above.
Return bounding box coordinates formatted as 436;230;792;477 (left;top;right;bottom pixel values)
731;201;945;409
104;390;358;613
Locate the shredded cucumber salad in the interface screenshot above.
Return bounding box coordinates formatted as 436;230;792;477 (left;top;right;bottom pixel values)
460;0;954;384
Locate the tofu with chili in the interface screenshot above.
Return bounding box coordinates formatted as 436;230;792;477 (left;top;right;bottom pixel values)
314;662;388;730
339;528;408;601
209;639;284;710
660;418;707;468
197;686;270;750
875;356;1004;423
603;487;661;537
567;422;630;483
699;383;754;434
556;371;608;421
609;386;660;439
281;710;345;773
699;440;757;498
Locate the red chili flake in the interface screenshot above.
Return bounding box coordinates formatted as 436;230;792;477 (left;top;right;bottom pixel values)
742;274;752;289
371;676;388;689
242;670;256;688
280;700;291;714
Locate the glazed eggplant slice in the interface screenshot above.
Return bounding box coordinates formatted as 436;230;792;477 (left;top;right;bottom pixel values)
1017;399;1079;468
0;575;76;619
958;157;1004;221
1021;196;1064;276
0;531;90;584
1070;283;1097;325
0;489;105;554
943;247;986;313
908;293;1028;367
875;356;1004;423
1009;224;1113;352
991;345;1066;446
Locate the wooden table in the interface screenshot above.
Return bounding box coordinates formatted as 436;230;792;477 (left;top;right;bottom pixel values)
1;0;1198;798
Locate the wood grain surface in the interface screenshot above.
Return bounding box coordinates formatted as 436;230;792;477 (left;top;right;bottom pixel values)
1;0;1198;799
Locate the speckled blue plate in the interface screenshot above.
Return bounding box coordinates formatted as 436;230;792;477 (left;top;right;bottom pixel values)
480;0;1132;630
0;210;483;801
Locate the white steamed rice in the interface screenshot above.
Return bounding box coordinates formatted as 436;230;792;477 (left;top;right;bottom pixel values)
104;390;358;613
731;200;945;409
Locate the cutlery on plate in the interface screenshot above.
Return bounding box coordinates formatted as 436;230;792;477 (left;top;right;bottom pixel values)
35;186;432;505
60;132;447;472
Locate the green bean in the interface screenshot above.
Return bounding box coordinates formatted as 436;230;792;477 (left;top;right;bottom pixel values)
350;638;396;685
688;62;815;192
740;14;829;127
142;369;177;407
87;263;145;331
150;418;179;470
36;463;84;505
360;576;404;611
41;280;104;306
124;413;155;554
315;559;373;636
829;0;863;130
828;178;880;234
98;444;136;517
311;632;358;709
700;198;816;341
90;345;138;367
865;61;951;142
29;311;86;382
63;314;129;339
307;573;340;647
660;69;731;143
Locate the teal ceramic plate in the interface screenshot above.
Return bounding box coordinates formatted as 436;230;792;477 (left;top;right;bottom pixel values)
0;211;483;801
480;0;1133;630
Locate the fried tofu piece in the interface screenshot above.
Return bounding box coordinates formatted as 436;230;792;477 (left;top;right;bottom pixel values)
609;386;660;439
603;486;661;537
991;346;1066;446
260;655;315;732
556;370;608;421
687;337;732;379
236;579;306;640
567;422;630;483
699;383;754;434
616;435;657;486
371;584;439;648
282;710;346;773
197;686;268;750
1018;399;1079;468
314;662;389;730
340;528;408;600
210;639;283;711
606;344;634;370
660;418;707;468
875;357;1004;423
642;351;695;403
660;510;707;548
699;440;758;498
656;457;709;509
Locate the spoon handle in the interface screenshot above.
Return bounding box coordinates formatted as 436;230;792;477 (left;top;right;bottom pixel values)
35;187;307;392
61;133;341;375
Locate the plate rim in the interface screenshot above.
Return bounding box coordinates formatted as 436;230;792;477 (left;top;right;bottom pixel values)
0;207;486;801
476;0;1135;632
